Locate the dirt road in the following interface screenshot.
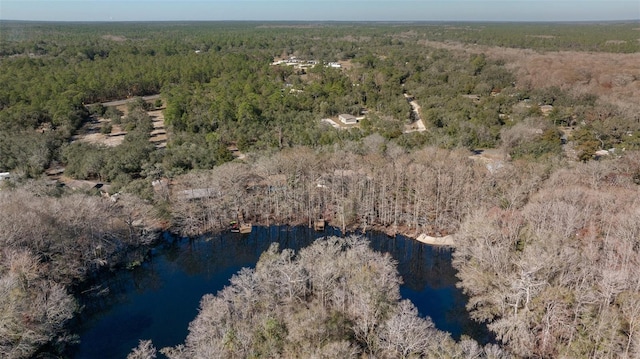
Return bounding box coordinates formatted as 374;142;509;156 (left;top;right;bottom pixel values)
403;93;426;133
94;94;162;108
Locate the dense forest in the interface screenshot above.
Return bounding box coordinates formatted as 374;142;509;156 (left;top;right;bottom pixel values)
1;21;640;358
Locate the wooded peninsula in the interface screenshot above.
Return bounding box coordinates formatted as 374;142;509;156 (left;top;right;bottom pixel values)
1;21;640;358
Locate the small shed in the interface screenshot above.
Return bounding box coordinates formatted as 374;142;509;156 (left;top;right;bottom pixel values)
239;223;252;234
339;114;358;125
0;172;9;181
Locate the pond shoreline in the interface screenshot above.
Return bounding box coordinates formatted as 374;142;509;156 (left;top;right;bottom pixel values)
173;219;456;248
63;225;487;358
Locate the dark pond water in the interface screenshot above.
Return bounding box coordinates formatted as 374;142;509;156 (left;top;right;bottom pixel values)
68;226;489;358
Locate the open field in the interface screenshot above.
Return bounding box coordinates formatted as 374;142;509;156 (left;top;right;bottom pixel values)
72;117;126;147
75;98;167;149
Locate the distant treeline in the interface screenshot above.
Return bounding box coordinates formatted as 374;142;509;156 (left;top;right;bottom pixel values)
420;22;640;53
3;21;638;184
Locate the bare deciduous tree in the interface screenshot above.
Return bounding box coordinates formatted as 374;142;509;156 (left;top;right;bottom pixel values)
454;154;640;357
127;340;157;359
162;236;494;358
0;187;158;358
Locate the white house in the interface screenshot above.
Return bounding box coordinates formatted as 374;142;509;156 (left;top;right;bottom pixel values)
339;114;358;125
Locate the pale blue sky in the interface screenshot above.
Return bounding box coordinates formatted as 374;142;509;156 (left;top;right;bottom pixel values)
1;1;638;22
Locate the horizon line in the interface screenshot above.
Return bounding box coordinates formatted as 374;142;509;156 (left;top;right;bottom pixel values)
2;19;639;24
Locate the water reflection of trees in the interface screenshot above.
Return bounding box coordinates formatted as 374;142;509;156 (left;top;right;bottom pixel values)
364;231;492;343
131;260;163;293
74;226;491;354
162;227;466;310
364;232;457;292
162;226;336;278
82;228;465;318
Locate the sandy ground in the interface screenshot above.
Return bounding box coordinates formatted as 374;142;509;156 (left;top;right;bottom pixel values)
321;118;341;129
148;109;167;149
73;118;125;147
320;117;361;130
99;95;161;108
75;97;167;149
403;93;427;133
415;233;455;246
